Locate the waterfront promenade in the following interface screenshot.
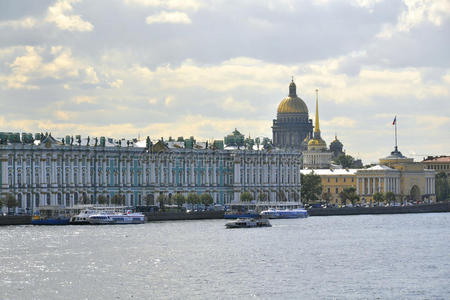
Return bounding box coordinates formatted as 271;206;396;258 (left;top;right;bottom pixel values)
1;203;448;225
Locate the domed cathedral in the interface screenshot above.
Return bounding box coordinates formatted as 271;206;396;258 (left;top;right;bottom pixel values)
272;79;313;151
303;89;333;169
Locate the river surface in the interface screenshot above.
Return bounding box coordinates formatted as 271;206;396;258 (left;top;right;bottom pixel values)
1;213;449;299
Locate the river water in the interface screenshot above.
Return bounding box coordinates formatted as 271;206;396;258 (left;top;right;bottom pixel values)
1;213;449;299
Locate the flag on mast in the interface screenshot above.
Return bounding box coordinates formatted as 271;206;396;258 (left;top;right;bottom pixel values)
392;116;397;125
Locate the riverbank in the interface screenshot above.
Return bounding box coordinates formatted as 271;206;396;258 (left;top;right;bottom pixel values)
307;202;450;216
0;215;32;225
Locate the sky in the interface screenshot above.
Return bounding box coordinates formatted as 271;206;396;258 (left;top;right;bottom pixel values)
0;0;449;164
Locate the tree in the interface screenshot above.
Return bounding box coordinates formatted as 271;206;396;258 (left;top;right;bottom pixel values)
3;193;18;213
385;192;396;206
436;172;449;202
333;154;355;168
240;191;253;202
173;193;185;207
144;194;155;206
322;191;332;206
111;194;125;206
258;192;268;202
373;192;384;206
200;193;213;207
186;193;199;209
97;195;108;205
301;173;322;205
344;187;359;206
157;194;168;210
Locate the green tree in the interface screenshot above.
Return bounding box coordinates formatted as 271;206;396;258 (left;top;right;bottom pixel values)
436;172;449;202
385;192;396;206
240;191;253;202
157;194;168;210
338;190;349;206
333;154;355;168
373;192;384;206
97;195;108;205
187;193;199;209
200;193;214;207
344;187;359;206
301;173;322;205
144;194;155;206
111;194;125;205
173;193;186;208
322;191;332;206
3;193;18;213
258;192;268;202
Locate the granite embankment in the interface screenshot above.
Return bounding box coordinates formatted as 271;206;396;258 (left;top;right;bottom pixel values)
145;210;224;221
0;215;32;225
307;202;450;216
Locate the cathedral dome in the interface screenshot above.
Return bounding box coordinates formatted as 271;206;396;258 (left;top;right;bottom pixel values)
277;80;309;114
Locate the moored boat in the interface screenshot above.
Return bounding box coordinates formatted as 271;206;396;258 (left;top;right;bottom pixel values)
88;210;145;225
69;206;128;225
260;208;308;219
225;218;271;228
32;206;72;225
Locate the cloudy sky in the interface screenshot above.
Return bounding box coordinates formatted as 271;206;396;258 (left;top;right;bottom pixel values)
0;0;449;163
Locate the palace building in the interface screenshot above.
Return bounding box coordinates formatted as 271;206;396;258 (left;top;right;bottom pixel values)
0;132;302;213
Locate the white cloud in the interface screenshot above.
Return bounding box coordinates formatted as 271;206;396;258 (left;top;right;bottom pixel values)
73;96;96;104
0;17;37;29
46;0;94;32
1;46;100;89
164;95;175;106
322;117;357;128
377;0;450;39
148;98;158;104
110;79;123;88
146;11;192;24
221;96;256;113
124;0;202;11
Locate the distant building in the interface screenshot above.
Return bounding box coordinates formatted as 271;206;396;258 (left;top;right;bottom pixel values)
272;80;313;150
356;147;436;204
421;156;450;179
302;89;333;169
301;168;357;205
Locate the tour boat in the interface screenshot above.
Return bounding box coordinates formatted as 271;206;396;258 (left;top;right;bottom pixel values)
259;208;308;219
88;211;145;225
225;218;271;228
69;206;128;225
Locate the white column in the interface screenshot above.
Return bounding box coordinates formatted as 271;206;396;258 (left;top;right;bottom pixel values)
356;178;360;194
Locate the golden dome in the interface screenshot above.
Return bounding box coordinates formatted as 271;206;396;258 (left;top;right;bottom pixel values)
277;96;309;114
277;79;309;114
308;138;327;147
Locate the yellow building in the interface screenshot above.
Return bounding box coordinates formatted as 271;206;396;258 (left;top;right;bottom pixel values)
422;156;450;179
300;169;357;205
356;148;436;204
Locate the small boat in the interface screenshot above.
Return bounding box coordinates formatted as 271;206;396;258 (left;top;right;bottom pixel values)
260;208;308;219
225;218;271;228
88;210;145;225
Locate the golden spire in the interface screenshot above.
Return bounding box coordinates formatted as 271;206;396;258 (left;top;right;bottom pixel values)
314;88;320;133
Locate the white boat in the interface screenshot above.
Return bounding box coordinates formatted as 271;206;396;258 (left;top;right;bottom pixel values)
69;206;128;225
225;218;271;228
260;208;308;219
88;210;145;225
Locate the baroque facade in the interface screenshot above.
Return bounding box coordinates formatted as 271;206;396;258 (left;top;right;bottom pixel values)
0;134;302;213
